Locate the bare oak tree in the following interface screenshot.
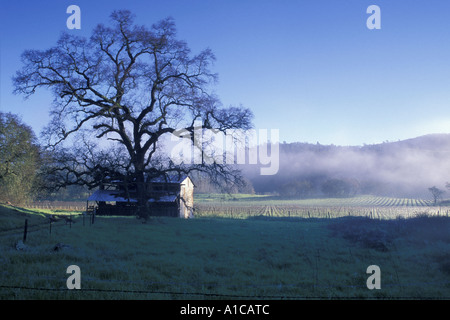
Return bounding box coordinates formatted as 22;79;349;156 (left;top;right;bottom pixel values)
13;10;253;218
428;186;444;205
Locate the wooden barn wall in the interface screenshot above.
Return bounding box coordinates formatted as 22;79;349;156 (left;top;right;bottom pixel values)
96;202;179;217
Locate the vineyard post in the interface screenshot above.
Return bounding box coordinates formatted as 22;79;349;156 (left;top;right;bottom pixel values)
23;219;28;243
91;208;96;225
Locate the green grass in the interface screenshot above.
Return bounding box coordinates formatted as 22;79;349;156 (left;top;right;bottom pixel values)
0;204;449;299
0;205;48;232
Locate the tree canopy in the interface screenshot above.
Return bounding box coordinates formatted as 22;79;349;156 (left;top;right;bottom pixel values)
0;112;41;204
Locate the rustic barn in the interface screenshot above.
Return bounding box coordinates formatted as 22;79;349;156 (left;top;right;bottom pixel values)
86;175;194;218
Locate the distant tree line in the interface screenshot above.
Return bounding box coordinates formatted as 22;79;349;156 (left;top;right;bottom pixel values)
276;177;360;198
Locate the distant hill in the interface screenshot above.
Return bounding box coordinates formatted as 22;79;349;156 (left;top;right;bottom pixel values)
360;133;450;153
242;133;450;198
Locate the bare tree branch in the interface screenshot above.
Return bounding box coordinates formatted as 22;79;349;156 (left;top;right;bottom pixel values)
13;10;253;218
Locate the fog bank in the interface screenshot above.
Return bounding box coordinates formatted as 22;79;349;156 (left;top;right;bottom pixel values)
241;134;450;198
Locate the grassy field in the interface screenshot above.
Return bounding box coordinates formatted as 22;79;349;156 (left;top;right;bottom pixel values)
0;196;449;300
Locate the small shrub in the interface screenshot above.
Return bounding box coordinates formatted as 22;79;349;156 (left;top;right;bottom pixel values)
328;214;450;250
328;217;395;251
440;261;450;275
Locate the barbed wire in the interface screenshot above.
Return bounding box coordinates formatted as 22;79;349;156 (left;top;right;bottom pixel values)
1;271;449;300
0;284;448;300
0;284;294;299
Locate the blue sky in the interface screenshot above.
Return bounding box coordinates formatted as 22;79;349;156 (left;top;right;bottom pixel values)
1;0;450;146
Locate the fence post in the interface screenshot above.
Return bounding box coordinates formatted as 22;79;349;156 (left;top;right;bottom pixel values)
23;219;28;243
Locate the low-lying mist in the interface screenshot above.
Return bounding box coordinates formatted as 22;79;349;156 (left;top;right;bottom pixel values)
241;134;450;199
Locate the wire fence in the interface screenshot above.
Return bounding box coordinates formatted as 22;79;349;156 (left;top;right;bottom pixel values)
25;201;86;211
0;213;94;242
0;278;449;300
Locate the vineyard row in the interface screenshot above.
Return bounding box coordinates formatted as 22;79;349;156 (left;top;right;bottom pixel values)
193;203;450;219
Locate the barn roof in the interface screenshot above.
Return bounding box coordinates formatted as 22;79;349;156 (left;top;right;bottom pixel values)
88;190;129;202
87;190;177;203
146;174;190;184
